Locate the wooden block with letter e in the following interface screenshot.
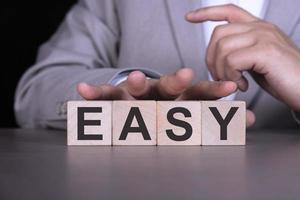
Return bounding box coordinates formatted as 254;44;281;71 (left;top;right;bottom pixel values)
113;101;156;145
157;101;201;145
202;101;246;145
67;101;112;145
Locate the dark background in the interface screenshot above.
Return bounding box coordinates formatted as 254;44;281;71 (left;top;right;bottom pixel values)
1;0;76;127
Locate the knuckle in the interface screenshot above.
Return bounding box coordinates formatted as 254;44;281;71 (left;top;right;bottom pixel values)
255;21;279;31
252;28;280;43
212;24;226;39
251;30;268;42
227;3;238;10
226;3;240;16
205;54;213;68
224;54;236;68
260;22;281;35
264;22;279;30
216;38;228;52
264;29;280;40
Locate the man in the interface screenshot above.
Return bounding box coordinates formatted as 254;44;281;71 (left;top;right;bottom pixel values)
15;0;300;129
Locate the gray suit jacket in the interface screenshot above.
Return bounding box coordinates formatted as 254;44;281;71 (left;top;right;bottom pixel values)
14;0;300;129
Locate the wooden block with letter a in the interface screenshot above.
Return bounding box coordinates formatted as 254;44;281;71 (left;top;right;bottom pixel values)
113;101;157;145
201;101;246;145
157;101;202;145
67;101;112;145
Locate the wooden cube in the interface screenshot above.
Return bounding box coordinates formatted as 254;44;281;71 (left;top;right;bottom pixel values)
202;101;246;145
113;101;156;145
157;101;202;145
67;101;112;145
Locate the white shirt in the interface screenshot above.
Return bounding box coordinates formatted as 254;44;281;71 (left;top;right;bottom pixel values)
200;0;268;100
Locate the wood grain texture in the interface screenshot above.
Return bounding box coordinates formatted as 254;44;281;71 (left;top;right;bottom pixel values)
113;101;156;145
157;101;201;145
67;101;112;145
202;101;246;145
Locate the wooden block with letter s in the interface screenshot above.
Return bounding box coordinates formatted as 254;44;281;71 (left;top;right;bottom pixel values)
201;101;246;145
157;101;202;145
112;101;157;145
67;101;112;145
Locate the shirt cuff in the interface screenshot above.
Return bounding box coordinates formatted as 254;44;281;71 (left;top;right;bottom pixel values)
111;74;153;86
109;69;161;86
111;73;129;86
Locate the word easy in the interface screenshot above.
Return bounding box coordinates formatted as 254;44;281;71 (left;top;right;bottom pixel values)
67;101;246;146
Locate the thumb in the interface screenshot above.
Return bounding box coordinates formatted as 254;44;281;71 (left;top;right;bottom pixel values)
77;82;122;100
246;109;256;128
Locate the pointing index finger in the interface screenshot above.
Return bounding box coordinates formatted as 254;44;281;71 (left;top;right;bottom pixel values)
186;4;258;23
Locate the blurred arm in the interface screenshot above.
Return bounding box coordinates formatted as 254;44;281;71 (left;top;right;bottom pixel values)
14;0;159;129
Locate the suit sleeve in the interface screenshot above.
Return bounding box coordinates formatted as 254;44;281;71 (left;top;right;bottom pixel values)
14;0;160;129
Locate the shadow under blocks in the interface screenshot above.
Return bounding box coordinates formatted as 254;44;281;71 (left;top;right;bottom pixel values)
67;100;246;146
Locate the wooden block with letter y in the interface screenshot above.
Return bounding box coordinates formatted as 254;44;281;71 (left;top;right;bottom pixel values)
202;101;246;145
67;101;112;145
113;101;157;145
157;101;201;145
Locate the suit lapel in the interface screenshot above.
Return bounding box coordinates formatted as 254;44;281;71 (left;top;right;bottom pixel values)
165;0;208;82
265;0;300;35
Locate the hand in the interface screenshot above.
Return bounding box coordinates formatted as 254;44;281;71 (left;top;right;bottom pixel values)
77;68;255;127
186;4;300;112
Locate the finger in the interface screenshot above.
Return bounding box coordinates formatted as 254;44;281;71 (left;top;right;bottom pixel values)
246;109;256;128
186;4;258;23
224;45;263;90
77;82;124;100
206;24;255;78
156;68;194;100
125;71;152;99
179;80;237;100
214;31;257;87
